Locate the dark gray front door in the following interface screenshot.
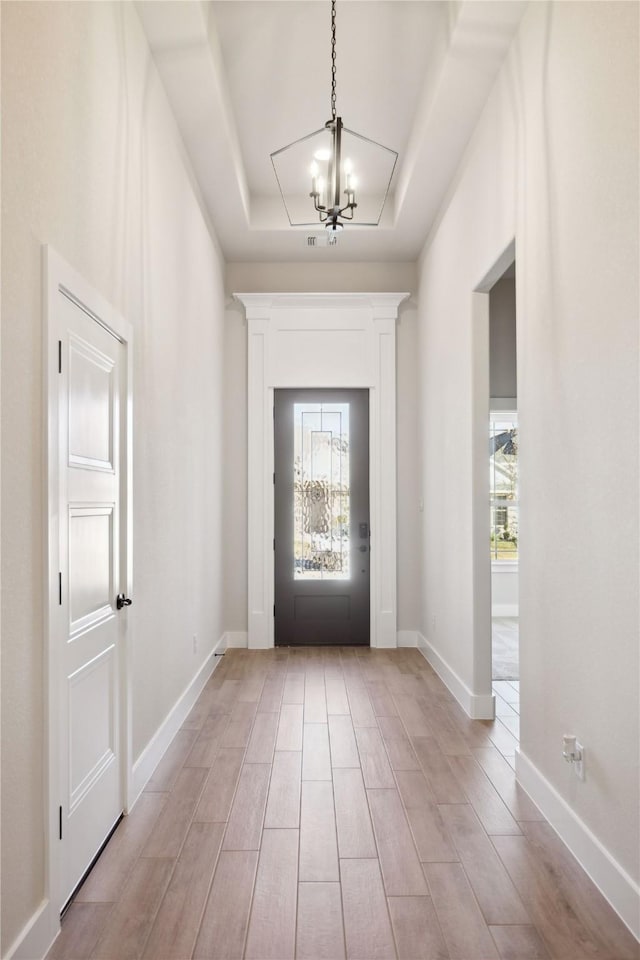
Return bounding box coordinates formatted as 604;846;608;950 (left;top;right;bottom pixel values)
274;389;370;646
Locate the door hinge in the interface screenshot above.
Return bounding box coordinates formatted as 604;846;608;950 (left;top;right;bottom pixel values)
58;572;62;606
273;604;276;617
59;805;63;840
58;340;62;374
273;538;275;551
273;472;275;485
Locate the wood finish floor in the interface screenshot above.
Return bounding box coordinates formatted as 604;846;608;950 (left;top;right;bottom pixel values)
48;647;638;960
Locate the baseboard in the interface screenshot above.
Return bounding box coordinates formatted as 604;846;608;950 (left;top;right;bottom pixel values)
416;632;495;719
224;630;248;649
3;898;55;960
375;635;398;649
492;604;519;617
516;750;640;941
397;630;418;647
129;641;222;806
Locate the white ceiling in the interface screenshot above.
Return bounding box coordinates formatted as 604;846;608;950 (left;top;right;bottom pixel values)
136;0;527;262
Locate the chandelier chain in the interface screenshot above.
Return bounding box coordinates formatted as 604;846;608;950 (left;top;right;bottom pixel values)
330;0;337;120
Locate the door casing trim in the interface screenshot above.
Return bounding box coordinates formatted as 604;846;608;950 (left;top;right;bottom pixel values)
43;246;134;944
235;292;409;649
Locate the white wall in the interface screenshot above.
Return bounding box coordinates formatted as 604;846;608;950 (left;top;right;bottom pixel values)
417;0;638;893
1;2;226;952
490;277;517;400
224;262;420;634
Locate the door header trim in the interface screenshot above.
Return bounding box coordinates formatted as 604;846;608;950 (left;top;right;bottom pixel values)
235;292;409;316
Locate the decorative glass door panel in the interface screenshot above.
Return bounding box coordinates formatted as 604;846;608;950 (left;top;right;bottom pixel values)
294;402;350;580
275;389;369;645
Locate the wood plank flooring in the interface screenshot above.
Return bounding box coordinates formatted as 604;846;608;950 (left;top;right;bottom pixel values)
49;647;638;960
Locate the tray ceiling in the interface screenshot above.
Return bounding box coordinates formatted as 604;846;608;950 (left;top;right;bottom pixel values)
137;0;527;261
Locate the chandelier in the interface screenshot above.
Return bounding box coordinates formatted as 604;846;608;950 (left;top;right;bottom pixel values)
270;0;398;233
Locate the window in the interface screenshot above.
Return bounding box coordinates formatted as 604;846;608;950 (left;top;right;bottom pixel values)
490;412;518;561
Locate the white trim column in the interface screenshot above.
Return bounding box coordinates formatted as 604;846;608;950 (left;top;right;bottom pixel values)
235;292;409;650
372;303;399;648
245;301;272;649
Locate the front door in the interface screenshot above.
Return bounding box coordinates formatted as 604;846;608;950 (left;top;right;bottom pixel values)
274;389;370;645
58;291;126;907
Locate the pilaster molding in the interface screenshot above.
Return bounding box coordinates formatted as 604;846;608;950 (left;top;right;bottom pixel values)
235;291;409;650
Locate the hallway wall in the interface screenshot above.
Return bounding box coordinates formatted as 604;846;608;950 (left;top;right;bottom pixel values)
417;0;638;890
223;261;421;639
489;277;517;401
1;2;226;952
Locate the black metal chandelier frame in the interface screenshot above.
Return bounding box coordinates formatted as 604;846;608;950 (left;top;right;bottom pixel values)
270;0;397;232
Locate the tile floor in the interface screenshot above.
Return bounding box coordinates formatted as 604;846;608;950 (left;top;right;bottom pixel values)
491;617;519;683
492;679;520;761
46;646;638;960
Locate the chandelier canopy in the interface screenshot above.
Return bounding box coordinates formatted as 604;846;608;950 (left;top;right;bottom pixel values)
270;0;398;233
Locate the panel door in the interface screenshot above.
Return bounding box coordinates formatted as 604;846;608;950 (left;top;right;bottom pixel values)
275;389;370;645
59;293;125;908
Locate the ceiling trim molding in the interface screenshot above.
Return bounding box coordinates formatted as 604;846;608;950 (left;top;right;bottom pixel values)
234;292;410;317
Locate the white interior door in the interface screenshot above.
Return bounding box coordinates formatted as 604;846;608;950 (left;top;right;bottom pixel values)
57;292;126;907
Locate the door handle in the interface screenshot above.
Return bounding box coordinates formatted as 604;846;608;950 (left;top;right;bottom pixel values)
116;594;132;610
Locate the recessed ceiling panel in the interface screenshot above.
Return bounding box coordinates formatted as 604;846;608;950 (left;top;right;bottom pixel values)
140;1;528;260
212;1;443;198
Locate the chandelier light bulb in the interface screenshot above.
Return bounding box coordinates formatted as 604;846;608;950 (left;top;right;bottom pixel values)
310;160;319;178
343;158;354;193
314;148;331;162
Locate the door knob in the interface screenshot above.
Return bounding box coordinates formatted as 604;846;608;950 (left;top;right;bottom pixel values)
116;594;132;610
